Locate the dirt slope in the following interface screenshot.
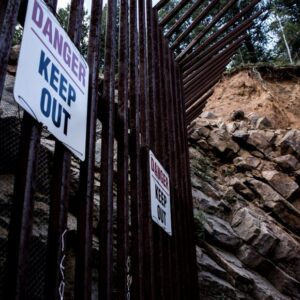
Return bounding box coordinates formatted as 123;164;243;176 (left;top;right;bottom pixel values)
204;66;300;129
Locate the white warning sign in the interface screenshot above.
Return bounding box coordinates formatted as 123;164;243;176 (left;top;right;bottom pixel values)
149;150;172;235
14;0;89;160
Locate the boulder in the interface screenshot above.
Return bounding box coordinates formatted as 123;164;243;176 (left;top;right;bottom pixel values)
246;178;300;232
196;138;210;150
256;117;273;129
248;112;260;127
233;156;261;171
0;74;20;119
274;154;300;172
192;188;219;214
232;208;261;243
262;170;299;199
9;45;20;64
195;118;211;128
231;178;256;200
207;128;240;158
251;222;279;256
191;176;220;200
267;265;300;299
246;130;272;153
232;130;249;143
203;243;290;299
198;271;239;300
203;213;241;250
201;111;218;119
197;247;227;279
226;122;238;133
277;129;300;158
236;244;266;270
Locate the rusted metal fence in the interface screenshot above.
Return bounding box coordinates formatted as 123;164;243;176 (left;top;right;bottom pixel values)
0;0;262;299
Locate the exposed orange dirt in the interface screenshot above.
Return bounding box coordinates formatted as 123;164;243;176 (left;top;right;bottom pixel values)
203;66;300;129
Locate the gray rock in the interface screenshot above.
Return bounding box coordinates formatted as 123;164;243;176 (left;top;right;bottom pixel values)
9;45;20;64
189;129;202;141
196;138;210;150
197;126;211;138
232;130;249;142
248;112;260;127
204;243;290;299
256;117;273;129
262;170;299;199
204;213;241;249
0;74;21;119
201;111;218;119
274;154;300;172
237;244;266;269
277;129;300;158
247;130;272;153
267;265;300;299
234;156;261;171
252;222;279;256
198;271;238;300
231;178;256;200
232;207;261;243
226;122;238;133
191;176;220;200
246;178;300;232
251;150;265;158
197;247;227;279
192;188;220;214
208;128;240;157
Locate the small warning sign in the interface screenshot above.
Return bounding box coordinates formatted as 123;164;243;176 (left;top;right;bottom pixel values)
149;150;172;235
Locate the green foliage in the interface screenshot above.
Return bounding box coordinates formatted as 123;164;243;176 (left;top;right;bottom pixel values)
57;5;90;58
191;154;214;182
159;0;300;66
268;0;300;64
12;26;23;46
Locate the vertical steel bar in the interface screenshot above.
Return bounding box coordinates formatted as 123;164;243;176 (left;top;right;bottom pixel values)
139;0;149;145
4;113;42;300
166;53;181;300
99;0;118;298
146;0;156;147
45;1;84;299
171;58;190;300
163;40;176;300
4;1;56;299
116;0;129;298
154;23;167;300
177;66;199;298
0;0;21;100
129;1;145;299
74;0;103;299
158;33;171;300
143;2;157;299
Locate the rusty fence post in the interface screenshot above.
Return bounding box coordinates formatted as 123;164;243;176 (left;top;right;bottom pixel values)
74;0;103;300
